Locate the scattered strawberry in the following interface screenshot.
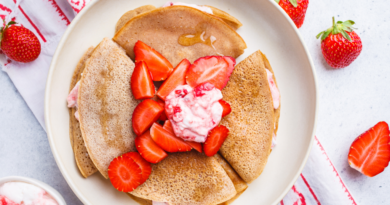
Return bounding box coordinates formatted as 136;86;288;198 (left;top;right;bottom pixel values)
276;0;309;28
108;155;142;192
157;59;191;100
132;99;164;136
204;125;229;157
150;123;192;152
316;17;362;68
122;152;152;184
348;121;390;177
134;41;173;81
163;120;202;152
186;56;229;90
223;56;236;78
135;130;168;163
219;100;231;117
131;61;155;100
0;21;41;63
156;99;167;121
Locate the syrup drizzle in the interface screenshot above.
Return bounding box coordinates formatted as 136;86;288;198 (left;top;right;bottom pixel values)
178;22;223;56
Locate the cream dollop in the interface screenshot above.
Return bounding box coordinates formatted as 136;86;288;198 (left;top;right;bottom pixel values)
265;69;280;109
0;182;58;205
67;81;80;121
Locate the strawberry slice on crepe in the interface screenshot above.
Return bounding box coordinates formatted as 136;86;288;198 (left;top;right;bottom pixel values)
108;155;142;192
150;123;192;152
157;59;191;100
132;99;164;136
163;120;202;152
131;61;155;100
219;100;231;117
348;121;390;177
122;152;152;184
186;56;230;90
134;41;173;81
135;130;168;163
156;99;168;121
204;125;229;157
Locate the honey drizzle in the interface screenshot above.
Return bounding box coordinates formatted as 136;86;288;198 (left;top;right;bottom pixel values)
178;22;223;56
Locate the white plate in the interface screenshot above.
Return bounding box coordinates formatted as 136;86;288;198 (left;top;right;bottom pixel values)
45;0;318;204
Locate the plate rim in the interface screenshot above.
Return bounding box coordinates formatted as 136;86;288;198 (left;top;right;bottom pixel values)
44;0;319;204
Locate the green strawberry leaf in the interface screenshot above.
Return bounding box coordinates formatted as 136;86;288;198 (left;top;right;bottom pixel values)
275;0;280;3
316;31;325;39
341;30;352;41
321;29;332;41
289;0;298;7
8;21;16;26
343;20;355;27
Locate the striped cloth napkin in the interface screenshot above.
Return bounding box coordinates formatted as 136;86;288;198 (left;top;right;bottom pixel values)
0;0;357;204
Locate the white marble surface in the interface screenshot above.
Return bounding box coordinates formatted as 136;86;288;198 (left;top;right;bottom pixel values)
1;0;390;204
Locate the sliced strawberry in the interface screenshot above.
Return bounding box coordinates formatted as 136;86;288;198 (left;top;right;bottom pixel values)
122;152;152;184
186;56;229;90
131;61;155;100
204;125;229;157
134;41;173;81
157;59;191;100
132;99;164;136
135;130;168;163
156;99;167;121
223;56;236;78
219;100;232;117
108;155;142;192
163;120;202;153
150;123;192;152
348;121;390;177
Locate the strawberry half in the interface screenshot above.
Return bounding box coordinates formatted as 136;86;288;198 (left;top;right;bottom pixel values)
131;61;155;100
163;120;202;153
122;152;152;184
219;100;231;117
150;123;192;152
157;59;191;100
108;155;142;192
134;41;173;81
348;121;390;177
156;99;167;121
186;56;229;90
132;99;164;136
135;130;168;163
223;56;236;78
204;125;229;157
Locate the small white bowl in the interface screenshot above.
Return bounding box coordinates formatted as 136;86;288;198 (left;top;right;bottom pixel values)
0;176;67;205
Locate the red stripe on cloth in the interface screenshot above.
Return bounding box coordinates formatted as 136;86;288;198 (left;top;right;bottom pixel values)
47;0;71;25
300;174;321;205
0;4;12;13
13;0;47;42
280;199;284;205
292;185;306;205
315;136;357;205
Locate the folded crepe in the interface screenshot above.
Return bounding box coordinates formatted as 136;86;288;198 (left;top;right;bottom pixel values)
68;46;97;178
78;38;139;179
114;5;242;33
113;6;246;67
219;50;281;183
130;151;237;205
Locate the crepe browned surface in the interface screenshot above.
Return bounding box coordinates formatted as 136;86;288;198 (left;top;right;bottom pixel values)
204;5;243;30
130;151;236;205
78;38;139;179
219;50;275;183
115;5;156;33
68;46;97;178
113;6;246;67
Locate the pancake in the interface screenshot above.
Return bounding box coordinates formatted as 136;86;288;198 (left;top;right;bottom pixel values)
204;5;243;30
68;46;97;178
219;50;280;183
113;6;246;67
115;5;156;33
130;151;236;205
78;38;139;179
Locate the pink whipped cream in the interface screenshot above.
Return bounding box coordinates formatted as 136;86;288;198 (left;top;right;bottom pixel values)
265;69;280;109
165;83;223;143
0;182;58;205
67;81;80;121
162;2;213;14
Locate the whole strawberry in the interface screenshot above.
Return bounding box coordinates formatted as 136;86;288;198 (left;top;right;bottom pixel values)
276;0;309;28
0;21;41;63
317;17;362;69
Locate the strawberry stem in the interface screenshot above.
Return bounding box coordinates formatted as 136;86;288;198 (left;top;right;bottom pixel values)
316;17;356;42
